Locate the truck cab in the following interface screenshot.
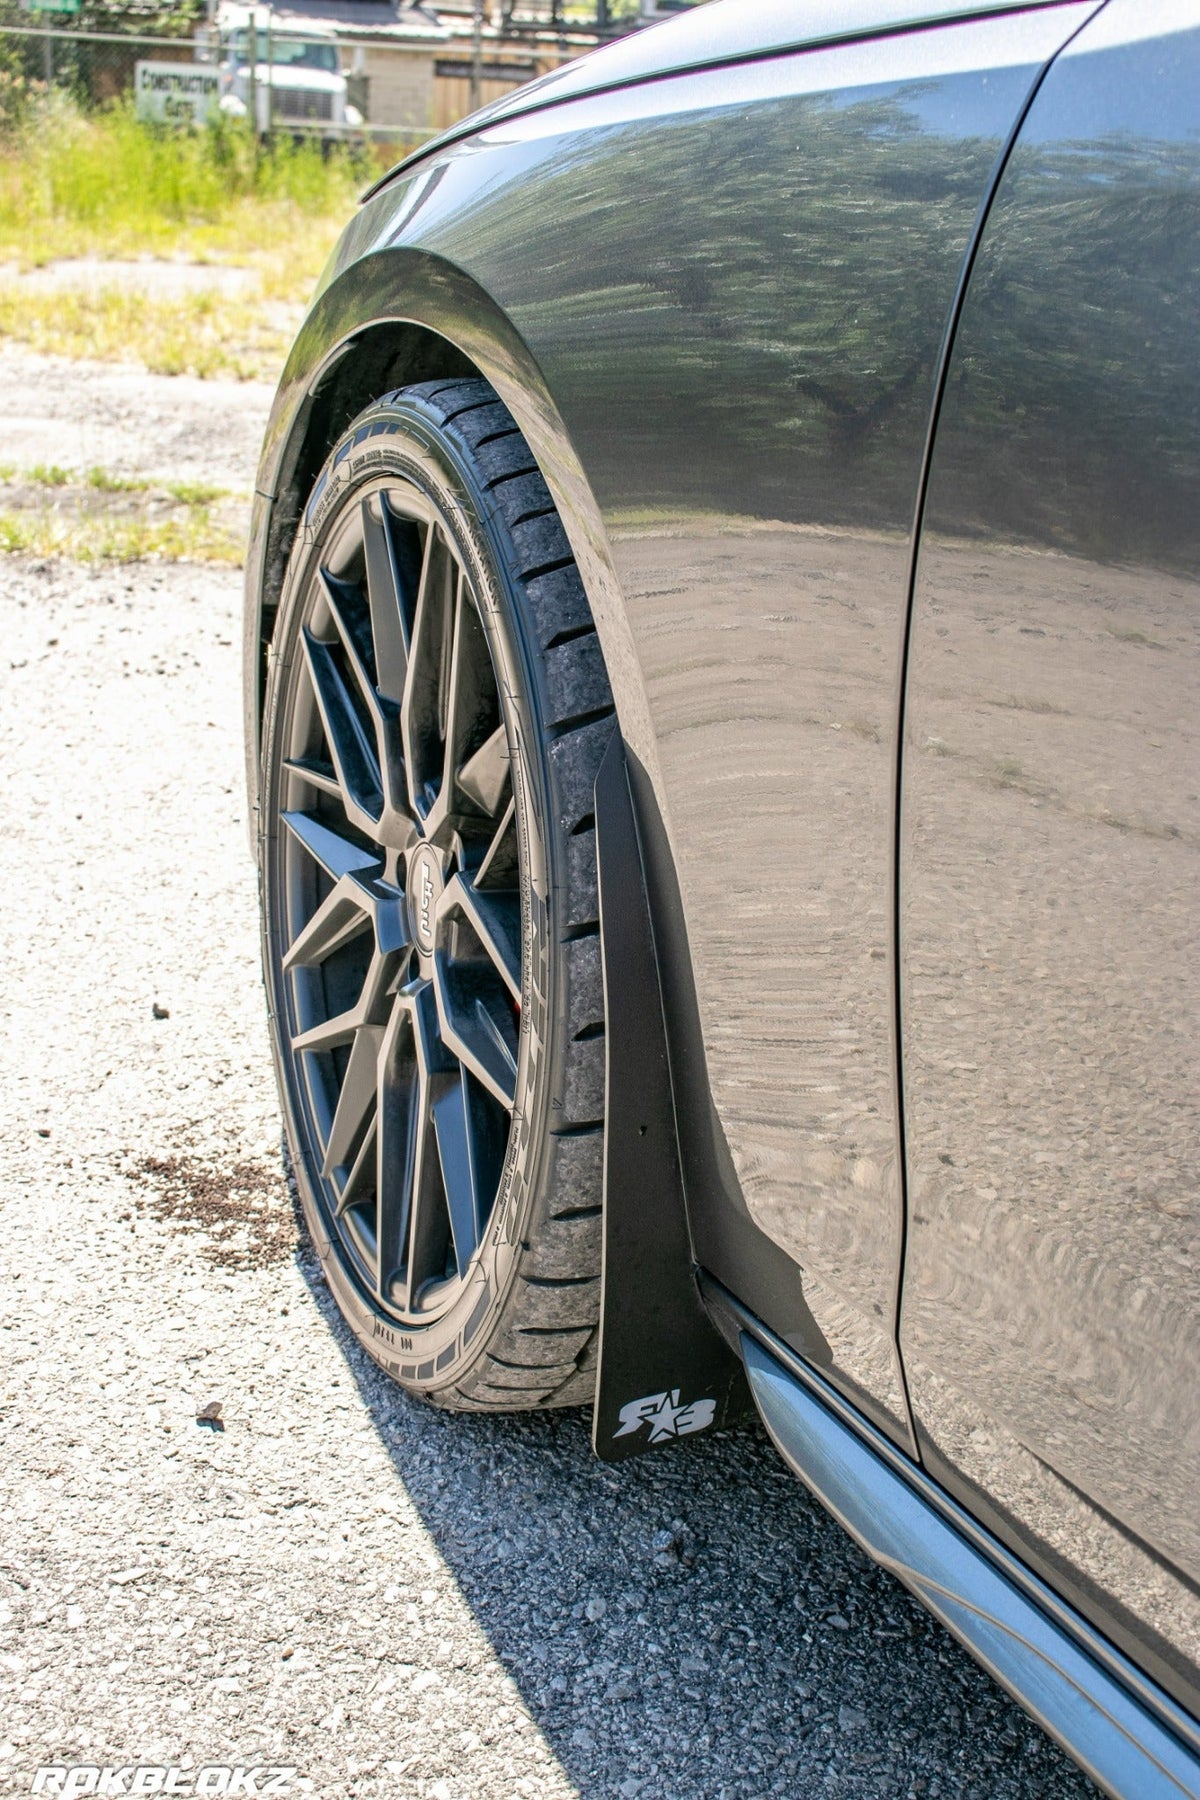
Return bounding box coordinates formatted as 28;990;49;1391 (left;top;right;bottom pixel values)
208;5;361;134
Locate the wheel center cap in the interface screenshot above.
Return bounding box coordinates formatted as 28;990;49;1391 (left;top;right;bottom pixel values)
406;843;443;957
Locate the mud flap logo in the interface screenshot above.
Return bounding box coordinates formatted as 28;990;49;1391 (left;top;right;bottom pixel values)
614;1389;716;1443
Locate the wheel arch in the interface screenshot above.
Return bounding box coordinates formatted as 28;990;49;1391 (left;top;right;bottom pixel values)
244;246;660;846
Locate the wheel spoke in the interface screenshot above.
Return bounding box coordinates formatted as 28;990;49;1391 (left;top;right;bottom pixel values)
476;997;519;1084
376;983;455;1307
375;999;416;1302
362;492;422;704
282;754;342;801
439;872;521;1000
282;879;371;973
458;722;510;817
292;1005;360;1053
431;1069;487;1276
321;1023;383;1178
319;570;376;701
474;796;518;889
319;573;397;732
336;1112;377;1219
301;628;384;829
287;867;408;970
422;581;501;842
405;1107;450;1302
433;952;518;1110
401;525;454;819
406;982;456;1300
291;942;403;1052
281;810;380;880
318;568;411;825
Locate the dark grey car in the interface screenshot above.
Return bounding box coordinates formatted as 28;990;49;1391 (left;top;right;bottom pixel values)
243;2;1200;1792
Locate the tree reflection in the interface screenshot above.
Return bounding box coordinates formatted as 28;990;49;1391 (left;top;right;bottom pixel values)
448;88;1011;527
444;85;1199;572
930;133;1200;575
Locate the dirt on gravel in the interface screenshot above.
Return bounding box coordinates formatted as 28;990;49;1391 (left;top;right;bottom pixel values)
0;350;1099;1800
126;1154;298;1271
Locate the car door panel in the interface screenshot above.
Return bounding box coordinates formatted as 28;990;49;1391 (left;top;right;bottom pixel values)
899;0;1200;1712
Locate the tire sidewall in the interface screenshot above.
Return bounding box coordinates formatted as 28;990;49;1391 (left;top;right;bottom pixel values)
259;393;559;1397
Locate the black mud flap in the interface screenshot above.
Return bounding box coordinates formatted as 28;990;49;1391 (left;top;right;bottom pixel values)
591;730;752;1461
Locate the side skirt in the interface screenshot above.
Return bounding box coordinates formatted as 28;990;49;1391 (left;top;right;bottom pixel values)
730;1306;1200;1800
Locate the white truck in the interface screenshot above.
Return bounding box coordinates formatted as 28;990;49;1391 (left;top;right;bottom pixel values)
202;5;362;134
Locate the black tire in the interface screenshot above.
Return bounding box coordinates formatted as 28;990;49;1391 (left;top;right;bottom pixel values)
258;379;613;1409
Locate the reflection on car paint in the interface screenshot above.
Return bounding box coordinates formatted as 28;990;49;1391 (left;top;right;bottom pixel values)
384;7;1091;1445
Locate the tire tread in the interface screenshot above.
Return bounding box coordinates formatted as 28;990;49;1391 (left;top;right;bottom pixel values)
407;378;610;1414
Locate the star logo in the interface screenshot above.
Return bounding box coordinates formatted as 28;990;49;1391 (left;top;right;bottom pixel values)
613;1389;717;1443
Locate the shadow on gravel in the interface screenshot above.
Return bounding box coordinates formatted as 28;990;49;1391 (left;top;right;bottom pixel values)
285;1234;1099;1800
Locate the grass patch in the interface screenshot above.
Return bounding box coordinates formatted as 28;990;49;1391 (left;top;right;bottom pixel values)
0;506;243;564
86;467;149;493
0;97;367;294
165;479;229;506
0;96;392;372
0;462;244;564
0;283;296;380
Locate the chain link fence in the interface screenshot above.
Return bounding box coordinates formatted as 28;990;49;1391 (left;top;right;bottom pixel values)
0;2;694;147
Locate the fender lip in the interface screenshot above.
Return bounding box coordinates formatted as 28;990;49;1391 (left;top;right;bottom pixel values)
722;1290;1200;1800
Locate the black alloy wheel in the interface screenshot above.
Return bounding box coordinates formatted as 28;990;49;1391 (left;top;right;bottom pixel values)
260;381;614;1408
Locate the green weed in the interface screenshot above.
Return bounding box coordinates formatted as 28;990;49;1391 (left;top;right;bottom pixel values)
86;468;148;492
0;96;366;282
0;505;242;566
0;462;246;565
165;480;230;507
0;283;295;380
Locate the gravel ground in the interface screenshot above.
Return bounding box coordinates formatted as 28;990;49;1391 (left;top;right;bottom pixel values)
0;352;1099;1799
0;262;259;301
0;346;273;492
